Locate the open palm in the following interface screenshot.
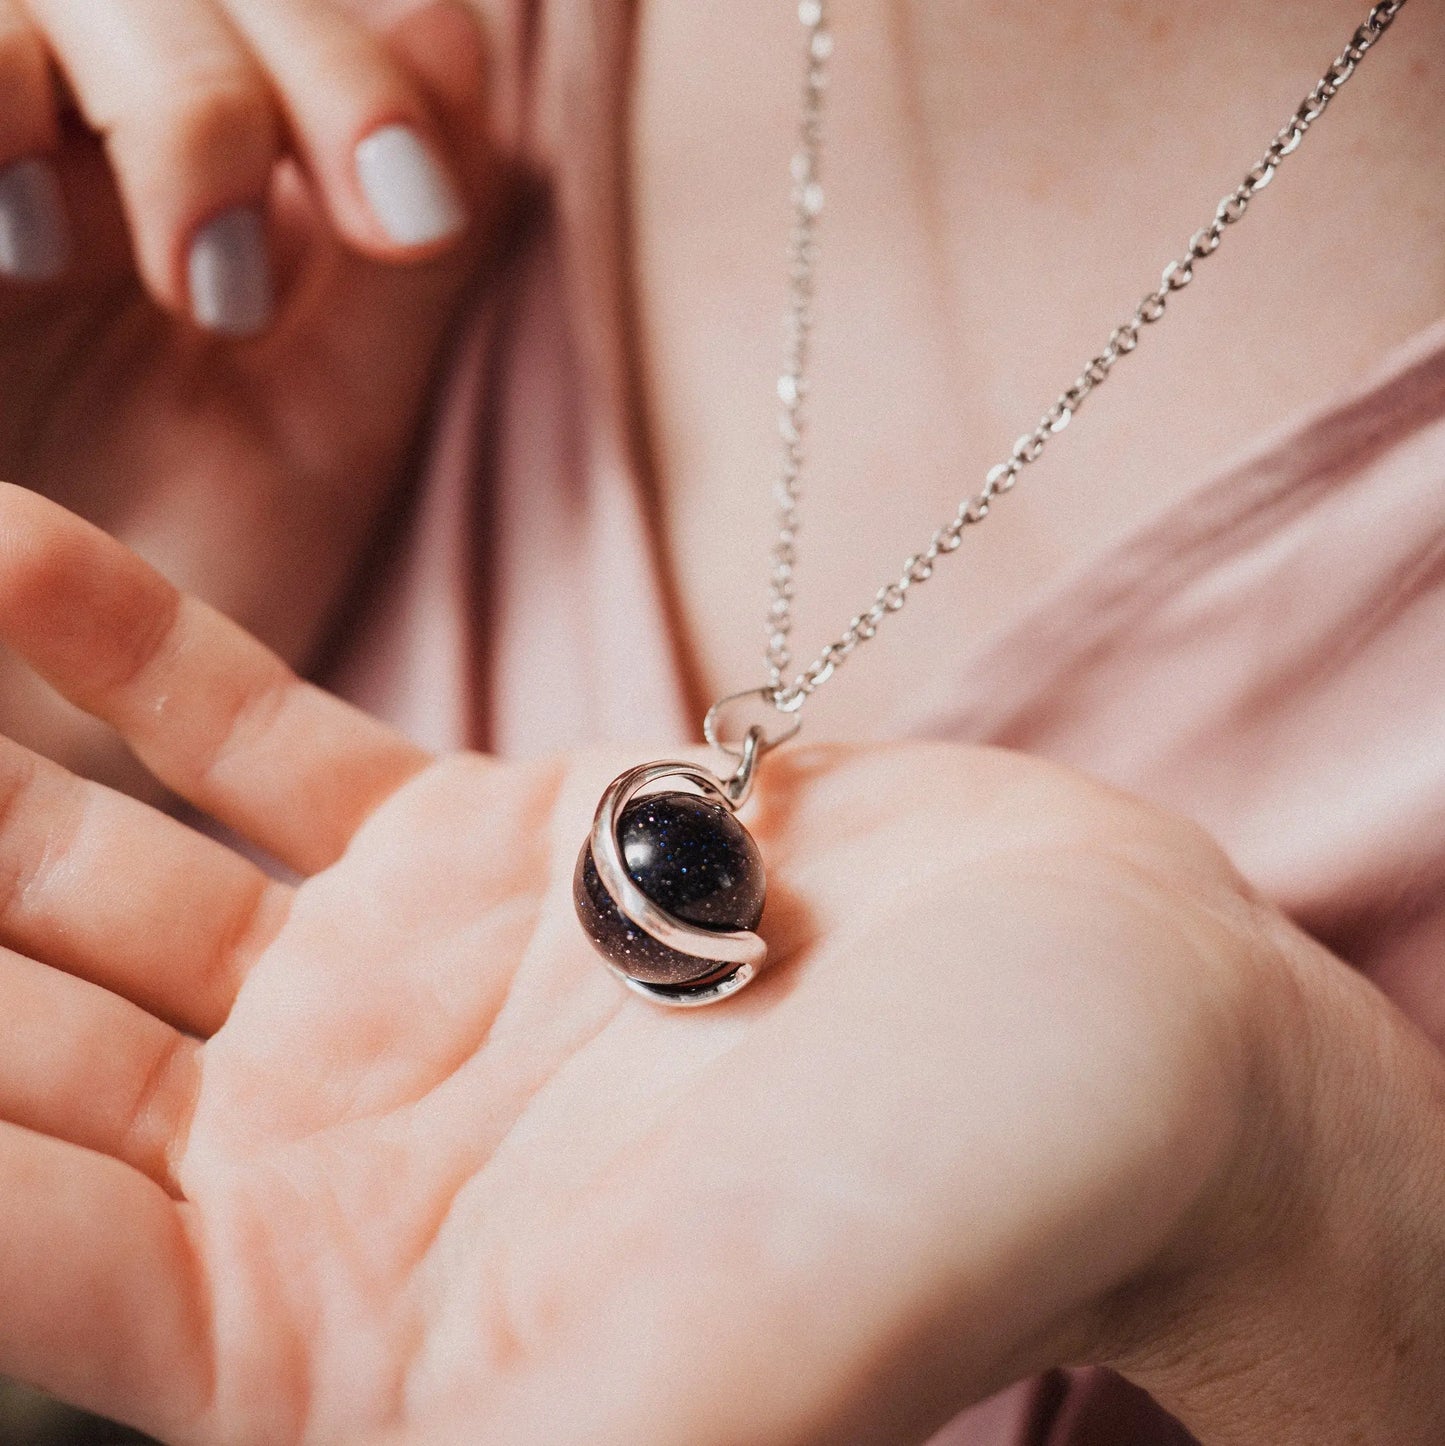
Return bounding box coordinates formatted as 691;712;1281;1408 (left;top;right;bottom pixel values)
0;487;1286;1446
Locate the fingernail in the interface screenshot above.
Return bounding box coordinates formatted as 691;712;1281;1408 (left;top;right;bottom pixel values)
355;124;466;247
188;207;275;337
0;158;71;283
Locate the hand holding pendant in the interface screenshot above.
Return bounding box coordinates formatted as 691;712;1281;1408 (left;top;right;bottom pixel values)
0;488;1439;1445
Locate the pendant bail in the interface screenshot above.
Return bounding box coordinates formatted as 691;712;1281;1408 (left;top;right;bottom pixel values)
703;686;802;764
722;725;766;808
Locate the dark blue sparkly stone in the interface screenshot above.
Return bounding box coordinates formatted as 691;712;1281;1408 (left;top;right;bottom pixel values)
575;791;766;987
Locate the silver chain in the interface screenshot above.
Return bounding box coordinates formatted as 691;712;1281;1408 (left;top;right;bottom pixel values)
763;0;1408;713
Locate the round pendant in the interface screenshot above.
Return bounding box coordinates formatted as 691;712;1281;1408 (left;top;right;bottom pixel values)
574;760;768;1007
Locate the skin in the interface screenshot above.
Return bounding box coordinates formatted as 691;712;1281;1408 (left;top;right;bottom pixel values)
0;0;503;791
0;484;1439;1446
0;0;1442;1441
633;0;1445;734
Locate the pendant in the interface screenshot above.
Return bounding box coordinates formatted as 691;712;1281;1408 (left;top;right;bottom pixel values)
574;691;798;1007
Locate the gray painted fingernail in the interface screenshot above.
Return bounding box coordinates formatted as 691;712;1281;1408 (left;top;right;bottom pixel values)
188;207;274;337
355;124;466;247
0;158;71;283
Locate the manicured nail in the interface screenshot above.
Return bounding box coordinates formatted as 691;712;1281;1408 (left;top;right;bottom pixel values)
0;158;70;283
355;124;466;247
188;207;275;337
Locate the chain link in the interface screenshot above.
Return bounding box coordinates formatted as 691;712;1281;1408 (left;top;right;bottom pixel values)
763;0;1408;713
764;0;832;696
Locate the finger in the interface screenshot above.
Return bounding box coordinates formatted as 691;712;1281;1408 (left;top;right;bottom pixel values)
0;729;289;1034
368;0;493;179
23;0;282;334
0;946;196;1192
0;1119;210;1440
0;0;70;283
223;0;468;254
0;484;432;873
0;0;56;158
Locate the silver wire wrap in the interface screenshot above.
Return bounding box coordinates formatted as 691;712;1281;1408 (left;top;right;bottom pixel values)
589;759;768;1007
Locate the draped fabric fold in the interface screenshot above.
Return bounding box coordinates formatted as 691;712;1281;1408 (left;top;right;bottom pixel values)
321;3;1445;1439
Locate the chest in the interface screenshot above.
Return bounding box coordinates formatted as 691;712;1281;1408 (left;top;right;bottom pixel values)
626;0;1445;739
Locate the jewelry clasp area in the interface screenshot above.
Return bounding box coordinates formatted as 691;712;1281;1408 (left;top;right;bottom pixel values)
703;687;802;757
703;687;801;808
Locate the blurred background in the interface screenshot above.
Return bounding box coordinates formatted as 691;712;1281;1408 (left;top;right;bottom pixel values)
0;1383;152;1444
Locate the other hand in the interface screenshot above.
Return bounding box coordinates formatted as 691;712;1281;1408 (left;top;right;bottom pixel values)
0;0;502;790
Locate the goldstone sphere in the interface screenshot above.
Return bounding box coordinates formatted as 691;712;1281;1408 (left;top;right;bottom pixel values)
574;791;766;987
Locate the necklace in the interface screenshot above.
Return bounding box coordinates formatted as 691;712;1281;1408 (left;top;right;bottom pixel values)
574;0;1410;1007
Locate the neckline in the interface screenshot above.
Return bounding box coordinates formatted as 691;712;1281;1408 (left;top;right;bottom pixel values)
542;1;1445;748
887;311;1445;742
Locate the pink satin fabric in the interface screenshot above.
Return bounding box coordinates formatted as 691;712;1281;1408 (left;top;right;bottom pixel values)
324;4;1445;1440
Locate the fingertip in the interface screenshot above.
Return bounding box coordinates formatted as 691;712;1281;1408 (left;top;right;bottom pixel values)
354;121;467;251
0;479;51;536
216;2;474;265
102;92;284;333
0;155;71;283
380;0;496;214
187;204;275;337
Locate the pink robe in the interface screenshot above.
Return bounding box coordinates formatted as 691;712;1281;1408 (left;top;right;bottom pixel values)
326;4;1445;1440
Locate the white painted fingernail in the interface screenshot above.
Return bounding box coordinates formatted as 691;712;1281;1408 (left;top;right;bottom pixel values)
0;158;70;282
189;206;275;337
355;124;466;247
